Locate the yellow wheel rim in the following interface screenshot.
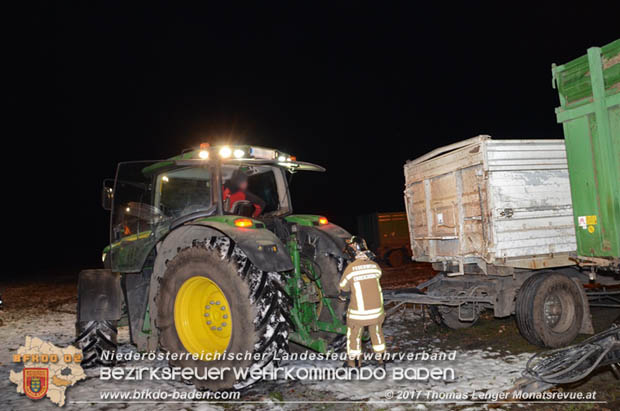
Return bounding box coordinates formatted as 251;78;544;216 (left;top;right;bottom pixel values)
174;276;232;357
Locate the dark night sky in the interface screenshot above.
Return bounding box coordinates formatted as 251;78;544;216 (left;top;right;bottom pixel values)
11;2;619;277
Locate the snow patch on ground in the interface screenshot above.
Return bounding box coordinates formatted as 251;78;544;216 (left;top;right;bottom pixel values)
0;303;530;410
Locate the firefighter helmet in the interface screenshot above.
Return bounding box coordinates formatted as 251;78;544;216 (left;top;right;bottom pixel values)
344;236;374;260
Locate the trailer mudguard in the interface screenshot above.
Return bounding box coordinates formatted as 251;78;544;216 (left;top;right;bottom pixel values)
77;269;122;321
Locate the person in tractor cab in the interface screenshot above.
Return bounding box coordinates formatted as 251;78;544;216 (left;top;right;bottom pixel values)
338;236;386;368
222;168;266;218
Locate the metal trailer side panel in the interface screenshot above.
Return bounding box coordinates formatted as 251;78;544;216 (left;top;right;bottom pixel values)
404;137;576;271
552;40;620;263
485;140;576;267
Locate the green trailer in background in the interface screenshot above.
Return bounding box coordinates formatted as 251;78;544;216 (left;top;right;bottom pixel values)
552;39;620;272
357;211;411;266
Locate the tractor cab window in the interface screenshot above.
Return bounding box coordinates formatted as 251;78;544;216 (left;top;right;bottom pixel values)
155;167;212;218
248;171;279;214
221;165;290;216
111;163;157;244
110;161;213;272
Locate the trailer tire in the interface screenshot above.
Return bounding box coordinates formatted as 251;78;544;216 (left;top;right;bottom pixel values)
75;320;118;368
427;284;480;329
515;272;583;348
384;248;409;267
430;305;479;329
155;238;290;391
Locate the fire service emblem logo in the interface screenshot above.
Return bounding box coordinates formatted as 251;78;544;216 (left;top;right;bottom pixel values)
23;368;49;400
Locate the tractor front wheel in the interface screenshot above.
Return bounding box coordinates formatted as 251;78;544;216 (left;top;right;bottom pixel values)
75;320;118;367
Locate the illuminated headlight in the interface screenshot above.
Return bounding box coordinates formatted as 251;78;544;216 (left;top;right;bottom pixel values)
102;253;107;263
162;175;169;182
233;149;245;158
219;146;232;158
198;150;209;159
278;155;286;162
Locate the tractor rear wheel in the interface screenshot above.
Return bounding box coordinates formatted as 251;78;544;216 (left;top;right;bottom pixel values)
515;272;583;348
316;254;347;327
155;238;290;390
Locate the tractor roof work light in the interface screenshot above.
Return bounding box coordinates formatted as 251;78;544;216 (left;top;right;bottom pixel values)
219;146;232;158
198;142;210;159
250;147;277;160
233;149;245;158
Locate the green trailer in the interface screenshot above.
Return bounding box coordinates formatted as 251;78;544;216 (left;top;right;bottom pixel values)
552;39;620;271
357;211;411;266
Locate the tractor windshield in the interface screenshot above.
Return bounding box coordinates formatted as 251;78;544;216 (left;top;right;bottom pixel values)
108;161;214;272
156;166;212;217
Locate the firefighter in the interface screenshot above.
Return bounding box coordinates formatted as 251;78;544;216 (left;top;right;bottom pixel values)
222;169;266;217
338;236;386;367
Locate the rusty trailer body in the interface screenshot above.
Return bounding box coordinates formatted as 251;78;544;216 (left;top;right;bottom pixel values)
403;135;576;275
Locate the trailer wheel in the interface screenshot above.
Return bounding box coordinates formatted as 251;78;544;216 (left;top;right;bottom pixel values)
427;284;480;329
430;304;479;329
385;248;409;267
155;238;290;391
75;320;118;367
515;272;583;348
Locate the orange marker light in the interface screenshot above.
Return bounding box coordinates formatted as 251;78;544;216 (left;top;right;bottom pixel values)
234;218;253;228
318;217;328;225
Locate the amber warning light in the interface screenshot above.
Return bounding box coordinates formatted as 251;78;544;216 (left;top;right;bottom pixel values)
318;217;328;225
234;218;254;228
198;143;210;159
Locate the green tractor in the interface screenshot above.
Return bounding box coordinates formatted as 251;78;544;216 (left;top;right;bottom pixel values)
76;144;351;390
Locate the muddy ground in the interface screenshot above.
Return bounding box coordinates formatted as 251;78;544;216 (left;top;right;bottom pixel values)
0;264;618;410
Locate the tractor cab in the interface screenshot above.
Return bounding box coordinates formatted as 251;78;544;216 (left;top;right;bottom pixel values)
103;144;326;272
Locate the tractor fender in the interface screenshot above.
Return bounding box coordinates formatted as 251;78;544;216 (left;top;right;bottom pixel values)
189;221;294;272
297;223;351;259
